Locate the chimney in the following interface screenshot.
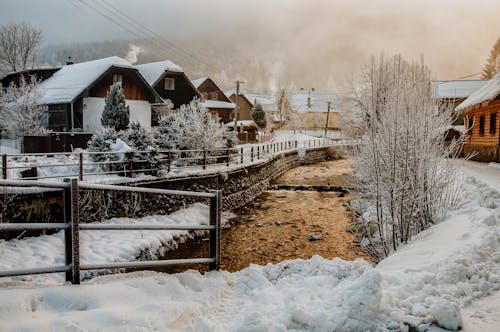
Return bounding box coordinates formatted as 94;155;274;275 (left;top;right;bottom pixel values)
66;56;74;65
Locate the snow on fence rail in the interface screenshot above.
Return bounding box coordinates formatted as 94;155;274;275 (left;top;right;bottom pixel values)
0;179;222;284
0;138;359;182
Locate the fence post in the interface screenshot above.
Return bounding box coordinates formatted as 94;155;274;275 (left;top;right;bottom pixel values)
70;178;80;284
295;140;298;148
281;142;283;151
209;190;222;271
2;154;6;179
127;152;134;178
167;151;171;173
240;147;244;164
79;153;83;181
251;147;254;162
267;144;269;154
257;146;260;159
203;150;207;170
63;179;72;283
226;149;230;167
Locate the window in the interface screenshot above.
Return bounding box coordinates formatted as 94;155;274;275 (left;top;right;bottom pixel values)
468;117;474;135
490;113;497;134
113;74;122;84
164;78;175;90
479;115;485;135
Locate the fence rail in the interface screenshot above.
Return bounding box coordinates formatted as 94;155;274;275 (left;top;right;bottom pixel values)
0;179;222;284
0;138;361;182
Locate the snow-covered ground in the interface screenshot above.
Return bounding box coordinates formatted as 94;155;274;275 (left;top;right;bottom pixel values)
0;160;498;331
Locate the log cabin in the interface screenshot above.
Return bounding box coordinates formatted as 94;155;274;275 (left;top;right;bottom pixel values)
455;73;500;162
136;60;201;110
39;56;161;132
191;77;235;123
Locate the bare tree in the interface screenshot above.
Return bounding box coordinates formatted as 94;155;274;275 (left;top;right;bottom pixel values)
349;54;463;260
0;22;42;72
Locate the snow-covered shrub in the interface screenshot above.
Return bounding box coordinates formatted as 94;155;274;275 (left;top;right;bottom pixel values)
0;77;50;138
153;101;237;165
122;122;159;173
252;102;267;128
349;55;463;260
101;82;129;131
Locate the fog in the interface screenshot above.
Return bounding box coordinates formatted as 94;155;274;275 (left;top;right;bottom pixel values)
1;0;500;90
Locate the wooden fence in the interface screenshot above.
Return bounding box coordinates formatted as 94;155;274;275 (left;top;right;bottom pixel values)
0;179;222;284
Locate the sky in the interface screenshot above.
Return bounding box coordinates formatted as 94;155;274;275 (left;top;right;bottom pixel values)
1;0;499;89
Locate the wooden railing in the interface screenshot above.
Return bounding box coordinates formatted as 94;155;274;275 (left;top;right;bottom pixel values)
0;179;222;284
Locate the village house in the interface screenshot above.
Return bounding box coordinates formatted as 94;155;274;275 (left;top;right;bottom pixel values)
0;67;61;89
455;73;500;162
287;89;338;130
432;80;487;139
227;91;281;128
191;77;235;123
136;60;201;110
38;56;161;133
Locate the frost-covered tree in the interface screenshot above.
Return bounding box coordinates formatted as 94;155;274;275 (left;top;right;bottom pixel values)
153;101;237;164
0;77;49;138
122;122;159;172
481;37;500;79
87;127;120;162
151;99;173;126
0;22;42;73
251;102;267;128
101;82;129;131
350;55;463;260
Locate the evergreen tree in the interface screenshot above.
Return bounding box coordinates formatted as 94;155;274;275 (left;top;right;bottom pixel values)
101;82;130;131
251;102;267;128
122;122;153;151
87;127;119;162
482;37;500;79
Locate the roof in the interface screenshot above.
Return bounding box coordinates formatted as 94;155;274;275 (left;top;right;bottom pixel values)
225;120;257;128
455;73;500;112
289;90;337;113
40;56;135;104
202;100;235;109
432;80;487;99
191;77;209;89
135;60;183;86
227;91;278;112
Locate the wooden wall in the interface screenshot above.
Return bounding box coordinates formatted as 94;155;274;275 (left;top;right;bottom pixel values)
89;68;151;101
153;72;201;109
465;99;500;146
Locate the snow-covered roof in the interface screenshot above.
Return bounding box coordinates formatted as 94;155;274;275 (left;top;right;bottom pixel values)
40;56;135;104
455;73;500;112
191;77;209;89
243;93;278;112
225;120;257;128
289;90;337;113
135;60;183;86
202;100;235;109
432;80;487;99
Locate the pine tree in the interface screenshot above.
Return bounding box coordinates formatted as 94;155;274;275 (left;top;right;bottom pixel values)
251;102;267;128
122;122;159;173
87;127;119;162
101;82;130;131
482;37;500;79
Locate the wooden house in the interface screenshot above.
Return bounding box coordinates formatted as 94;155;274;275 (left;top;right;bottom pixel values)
1;67;61;88
191;77;235;123
455;73;500;162
227;91;280;128
39;56;161;132
287;89;339;130
225;120;258;143
136;60;201;110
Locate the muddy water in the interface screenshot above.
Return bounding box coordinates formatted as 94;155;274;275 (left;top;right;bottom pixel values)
157;159;369;274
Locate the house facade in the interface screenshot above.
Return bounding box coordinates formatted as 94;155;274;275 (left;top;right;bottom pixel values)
0;67;61;88
455;73;500;162
192;77;235;123
227;91;281;129
136;60;201;110
287;89;339;130
40;56;161;132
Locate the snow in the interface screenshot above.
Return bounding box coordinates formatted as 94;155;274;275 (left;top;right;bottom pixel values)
0;139;21;154
432;80;487;99
289;90;337;113
40;56;134;104
242;92;278;112
224;120;257;128
0;161;498;331
135;60;183;86
202;100;235;109
455;72;500;112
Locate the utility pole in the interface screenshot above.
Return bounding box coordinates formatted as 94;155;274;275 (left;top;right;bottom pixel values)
233;80;244;132
325;101;331;137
